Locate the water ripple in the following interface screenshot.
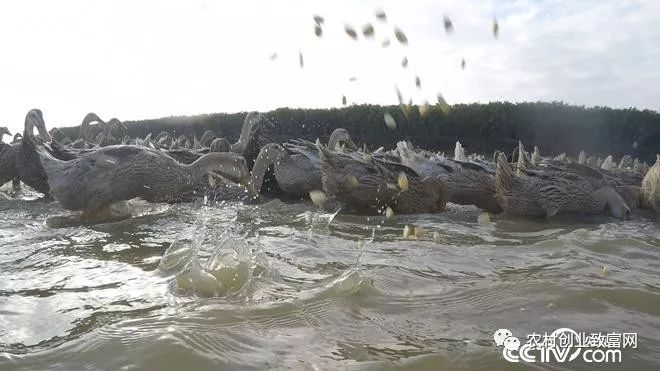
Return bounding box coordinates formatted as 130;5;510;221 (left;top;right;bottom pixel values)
0;197;658;370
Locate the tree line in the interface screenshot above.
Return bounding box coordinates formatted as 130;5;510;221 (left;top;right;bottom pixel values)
57;101;660;163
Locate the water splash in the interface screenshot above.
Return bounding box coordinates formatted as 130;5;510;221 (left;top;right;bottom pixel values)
158;239;193;274
162;215;272;299
296;208;341;230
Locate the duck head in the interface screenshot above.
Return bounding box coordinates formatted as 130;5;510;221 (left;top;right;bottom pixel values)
25;109;52;142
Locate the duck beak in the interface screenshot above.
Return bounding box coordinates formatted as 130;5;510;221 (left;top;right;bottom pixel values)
346;138;358;151
27;110;52;142
261;116;276;129
39;129;52;142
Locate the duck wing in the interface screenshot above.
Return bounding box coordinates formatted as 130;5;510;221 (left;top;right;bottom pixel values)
165;149;202;164
40;145;168;211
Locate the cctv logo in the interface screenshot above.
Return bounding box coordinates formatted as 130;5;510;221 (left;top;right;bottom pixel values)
494;329;536;363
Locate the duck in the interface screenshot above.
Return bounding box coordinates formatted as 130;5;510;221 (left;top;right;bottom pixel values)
249;143;322;198
316;142;446;214
15;109;54;196
618;155;633;169
35;140;253;222
249;128;357;198
495;152;630;219
10;133;22;145
0;127;20;192
229;112;275;169
519;142;644;191
0;127;10;143
154;131;172;148
209;138;230;152
121;135;132;145
199;130;216;147
48;127;69;144
70;112;105;149
95;118;127;147
397;141;502;213
165;112;273;168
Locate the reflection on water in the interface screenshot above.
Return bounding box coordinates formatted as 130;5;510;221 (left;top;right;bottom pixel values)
0;188;659;370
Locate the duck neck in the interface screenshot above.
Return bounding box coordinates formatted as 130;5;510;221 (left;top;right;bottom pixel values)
232;113;263;155
328;131;345;151
24;118;34;137
25;119;51;142
79;118;93;141
187;152;247;186
495;153;517;189
103;123;112;138
231;128;253;154
230;141;244;154
249;144;285;193
187;153;218;180
238;114;257;145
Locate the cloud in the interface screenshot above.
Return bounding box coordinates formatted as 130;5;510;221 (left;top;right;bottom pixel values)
0;0;658;135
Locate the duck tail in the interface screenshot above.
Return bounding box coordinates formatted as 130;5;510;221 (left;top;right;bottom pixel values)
396;141;411;160
397;140;426;169
578;150;586;165
517;141;532;175
454;141;467;161
496;152;516;189
315;139;332;161
32;137;58;163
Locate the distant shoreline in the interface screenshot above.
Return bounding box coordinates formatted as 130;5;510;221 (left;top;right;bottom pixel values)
56;102;660;163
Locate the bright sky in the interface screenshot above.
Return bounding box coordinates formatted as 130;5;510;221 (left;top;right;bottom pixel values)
1;0;659;135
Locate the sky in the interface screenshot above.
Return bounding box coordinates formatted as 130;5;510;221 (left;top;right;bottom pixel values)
0;0;659;135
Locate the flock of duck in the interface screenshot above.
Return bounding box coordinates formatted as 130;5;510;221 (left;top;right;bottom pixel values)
0;108;659;225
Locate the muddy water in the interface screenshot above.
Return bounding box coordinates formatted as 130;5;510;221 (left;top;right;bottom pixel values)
1;188;659;370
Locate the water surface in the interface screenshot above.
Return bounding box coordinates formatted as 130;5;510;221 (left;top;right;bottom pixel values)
1;187;659;370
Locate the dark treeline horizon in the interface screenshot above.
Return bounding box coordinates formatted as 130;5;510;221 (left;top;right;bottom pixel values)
58;101;660;164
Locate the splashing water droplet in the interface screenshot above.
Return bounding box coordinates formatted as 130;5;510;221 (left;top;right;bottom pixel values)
385;206;394;219
356;240;364;269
